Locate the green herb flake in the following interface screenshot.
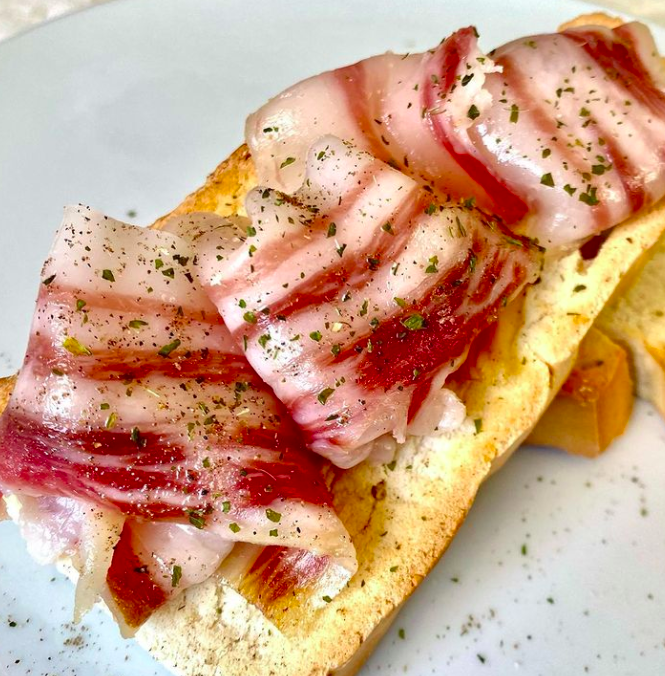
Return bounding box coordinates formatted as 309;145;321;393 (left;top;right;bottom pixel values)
322;595;333;603
563;184;577;196
258;334;271;348
389;565;398;572
238;299;247;309
202;457;211;469
394;297;407;308
130;426;143;446
100;402;110;410
62;336;92;357
469;252;477;273
243;311;257;324
331;344;342;357
266;508;282;523
221;501;231;513
327;222;337;238
467;104;480;120
573;284;587;293
474;418;483;434
402;314;425;330
398;628;406;640
229;522;241;533
158;339;181;357
336;243;347;257
580;107;591;117
171;565;182;588
161;267;175;278
128;319;148;329
269;528;279;537
75;299;86;311
309;330;322;342
382;222;394;234
280;157;296;169
510;104;519;123
318;388;335;405
540;172;555;187
425;255;439;274
246;225;257;237
104;412;118;430
154;259;164;270
542;148;551;158
591;164;608;176
425;203;437;216
189;512;206;529
521;543;528;556
101;269;115;283
579;186;600;206
42;273;57;286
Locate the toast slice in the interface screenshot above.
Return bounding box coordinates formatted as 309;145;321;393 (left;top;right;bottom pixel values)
146;158;665;676
2;12;664;676
596;233;665;418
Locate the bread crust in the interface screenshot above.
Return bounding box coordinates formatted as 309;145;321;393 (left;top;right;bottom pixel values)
2;11;663;676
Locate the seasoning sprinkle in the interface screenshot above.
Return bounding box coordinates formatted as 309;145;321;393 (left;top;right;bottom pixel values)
62;336;92;357
540;172;555;187
318;388;335;405
171;565;182;588
510;104;519;123
158;339;181;357
266;508;282;523
402;314;425;330
189;512;206;529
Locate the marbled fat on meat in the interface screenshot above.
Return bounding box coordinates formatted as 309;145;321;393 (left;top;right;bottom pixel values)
199;138;541;468
248;22;665;248
0;207;356;629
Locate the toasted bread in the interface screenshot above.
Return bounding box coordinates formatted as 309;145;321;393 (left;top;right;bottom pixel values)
596;233;665;418
2;12;664;676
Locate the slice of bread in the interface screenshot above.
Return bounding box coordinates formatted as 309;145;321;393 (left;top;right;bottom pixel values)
596;233;665;418
2;12;664;676
145;154;665;676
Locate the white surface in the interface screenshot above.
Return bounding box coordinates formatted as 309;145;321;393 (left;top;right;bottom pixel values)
0;0;663;674
1;0;664;44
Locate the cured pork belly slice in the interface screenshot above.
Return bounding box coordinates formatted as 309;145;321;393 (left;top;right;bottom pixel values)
247;23;665;248
198;137;542;468
0;207;355;629
473;21;665;247
247;27;499;205
5;494;125;623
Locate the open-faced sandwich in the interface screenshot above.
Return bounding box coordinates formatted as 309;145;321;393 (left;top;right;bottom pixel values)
1;11;665;676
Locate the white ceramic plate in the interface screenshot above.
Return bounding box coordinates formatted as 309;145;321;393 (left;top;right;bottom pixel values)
0;1;664;674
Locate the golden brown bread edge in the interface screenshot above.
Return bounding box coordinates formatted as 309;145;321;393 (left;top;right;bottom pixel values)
1;12;663;676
